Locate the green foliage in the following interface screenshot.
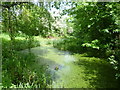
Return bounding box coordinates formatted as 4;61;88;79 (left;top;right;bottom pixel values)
108;55;118;70
53;37;82;53
71;2;119;53
53;2;120;83
1;2;61;39
1;1;120;88
2;52;51;88
1;34;52;88
74;54;118;88
82;39;100;50
17;4;54;36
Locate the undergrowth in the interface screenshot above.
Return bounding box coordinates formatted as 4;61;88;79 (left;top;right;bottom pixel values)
1;34;52;88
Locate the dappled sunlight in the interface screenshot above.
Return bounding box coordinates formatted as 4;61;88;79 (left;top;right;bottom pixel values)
74;55;118;88
1;1;119;88
1;33;119;88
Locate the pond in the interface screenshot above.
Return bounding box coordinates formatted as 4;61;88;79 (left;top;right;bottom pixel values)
22;42;118;88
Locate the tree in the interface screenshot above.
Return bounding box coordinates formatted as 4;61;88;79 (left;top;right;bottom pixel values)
65;2;120;82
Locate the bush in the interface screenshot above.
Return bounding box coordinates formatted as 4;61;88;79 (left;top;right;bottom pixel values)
1;35;52;88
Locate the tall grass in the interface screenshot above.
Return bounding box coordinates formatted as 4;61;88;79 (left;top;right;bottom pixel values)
1;33;52;88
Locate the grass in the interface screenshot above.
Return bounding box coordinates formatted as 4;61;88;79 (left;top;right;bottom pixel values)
28;39;118;88
1;33;118;88
1;33;40;51
52;38;118;88
73;54;118;88
0;33;11;40
1;33;52;88
51;54;118;88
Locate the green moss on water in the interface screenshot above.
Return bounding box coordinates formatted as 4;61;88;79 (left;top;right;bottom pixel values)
28;41;118;88
22;37;118;88
3;35;116;88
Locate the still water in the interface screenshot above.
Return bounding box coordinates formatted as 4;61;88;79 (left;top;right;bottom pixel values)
27;45;89;88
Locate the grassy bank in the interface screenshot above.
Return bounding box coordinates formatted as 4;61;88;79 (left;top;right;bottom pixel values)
53;39;118;88
1;33;52;88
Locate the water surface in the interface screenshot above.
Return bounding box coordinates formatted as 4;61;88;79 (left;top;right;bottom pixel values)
25;45;89;88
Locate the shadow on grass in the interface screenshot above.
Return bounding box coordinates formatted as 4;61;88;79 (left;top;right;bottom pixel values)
75;57;118;88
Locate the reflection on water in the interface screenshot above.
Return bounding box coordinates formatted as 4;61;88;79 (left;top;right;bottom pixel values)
29;46;76;87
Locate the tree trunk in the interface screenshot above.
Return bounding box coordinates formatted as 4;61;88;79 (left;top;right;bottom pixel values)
28;36;32;53
8;8;15;52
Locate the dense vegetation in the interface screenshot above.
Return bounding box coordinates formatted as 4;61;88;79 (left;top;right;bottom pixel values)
1;2;58;88
54;2;120;83
0;1;120;88
1;33;53;88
